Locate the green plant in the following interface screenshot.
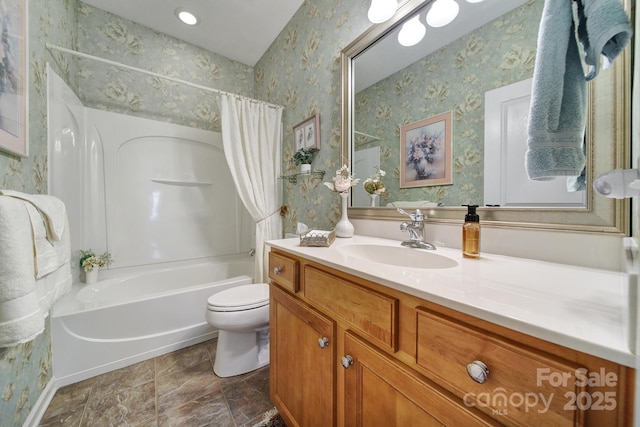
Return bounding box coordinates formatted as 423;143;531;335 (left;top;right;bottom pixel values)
293;148;314;165
363;165;386;195
79;249;114;272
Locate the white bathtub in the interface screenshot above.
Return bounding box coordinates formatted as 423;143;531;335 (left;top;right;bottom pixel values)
50;257;254;386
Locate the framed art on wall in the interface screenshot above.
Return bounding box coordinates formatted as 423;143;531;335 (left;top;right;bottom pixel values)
293;114;320;152
0;0;28;157
400;112;452;188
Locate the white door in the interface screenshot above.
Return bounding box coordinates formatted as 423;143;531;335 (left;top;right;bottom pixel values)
484;78;586;207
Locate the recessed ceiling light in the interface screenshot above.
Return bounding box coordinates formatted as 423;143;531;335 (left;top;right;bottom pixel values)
175;8;198;26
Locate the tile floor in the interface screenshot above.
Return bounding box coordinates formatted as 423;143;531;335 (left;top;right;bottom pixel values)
39;338;274;426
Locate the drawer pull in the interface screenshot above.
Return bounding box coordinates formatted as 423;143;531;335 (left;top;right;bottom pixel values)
341;355;354;369
318;337;330;349
273;266;283;275
466;360;489;384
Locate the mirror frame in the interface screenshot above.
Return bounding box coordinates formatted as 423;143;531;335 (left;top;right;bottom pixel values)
341;0;630;234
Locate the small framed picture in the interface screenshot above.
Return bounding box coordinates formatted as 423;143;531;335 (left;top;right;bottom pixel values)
293;114;320;152
0;0;28;157
400;112;452;188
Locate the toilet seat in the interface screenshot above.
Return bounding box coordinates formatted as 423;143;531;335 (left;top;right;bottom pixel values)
207;283;269;312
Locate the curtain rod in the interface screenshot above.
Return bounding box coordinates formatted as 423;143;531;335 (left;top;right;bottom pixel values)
46;43;283;110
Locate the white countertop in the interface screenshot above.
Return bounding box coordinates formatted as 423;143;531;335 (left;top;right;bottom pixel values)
267;235;637;368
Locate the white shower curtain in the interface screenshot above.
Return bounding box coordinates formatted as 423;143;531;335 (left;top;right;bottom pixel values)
220;95;283;282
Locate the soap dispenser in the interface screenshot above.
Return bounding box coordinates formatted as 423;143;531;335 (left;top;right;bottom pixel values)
462;205;480;258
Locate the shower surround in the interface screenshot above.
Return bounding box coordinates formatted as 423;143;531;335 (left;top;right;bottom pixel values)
46;66;254;385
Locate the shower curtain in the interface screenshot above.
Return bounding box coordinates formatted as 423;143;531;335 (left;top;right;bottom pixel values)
220;95;283;282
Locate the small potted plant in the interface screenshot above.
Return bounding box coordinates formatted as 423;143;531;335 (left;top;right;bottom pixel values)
293;148;315;174
79;249;114;284
363;165;386;206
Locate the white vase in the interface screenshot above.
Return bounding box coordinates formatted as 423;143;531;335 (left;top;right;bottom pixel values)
85;268;98;284
300;164;311;174
335;192;354;238
369;193;379;207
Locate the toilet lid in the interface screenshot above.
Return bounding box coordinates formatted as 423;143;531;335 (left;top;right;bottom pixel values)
207;283;269;311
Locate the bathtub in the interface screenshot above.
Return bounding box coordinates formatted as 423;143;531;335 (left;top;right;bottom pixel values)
50;257;254;386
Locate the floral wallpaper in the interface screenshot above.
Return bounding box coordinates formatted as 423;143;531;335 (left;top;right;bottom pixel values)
354;0;542;207
76;4;254;131
255;0;372;234
0;0;76;424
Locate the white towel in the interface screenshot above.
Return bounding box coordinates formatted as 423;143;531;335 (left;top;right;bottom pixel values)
386;201;440;208
0;198;42;346
0;190;66;242
0;195;72;347
22;202;70;278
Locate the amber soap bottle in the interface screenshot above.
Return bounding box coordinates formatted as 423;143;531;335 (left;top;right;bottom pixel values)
462;205;480;258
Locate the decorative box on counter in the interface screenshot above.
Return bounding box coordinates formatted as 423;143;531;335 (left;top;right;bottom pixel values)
300;229;335;247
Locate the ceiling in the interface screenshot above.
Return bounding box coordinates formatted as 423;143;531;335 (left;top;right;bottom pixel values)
80;0;305;66
355;0;528;92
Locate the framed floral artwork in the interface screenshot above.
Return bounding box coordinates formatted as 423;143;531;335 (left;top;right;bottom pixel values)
293;113;320;152
400;112;452;188
0;0;28;157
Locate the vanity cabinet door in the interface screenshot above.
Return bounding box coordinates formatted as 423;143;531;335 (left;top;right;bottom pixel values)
343;331;499;427
270;284;336;427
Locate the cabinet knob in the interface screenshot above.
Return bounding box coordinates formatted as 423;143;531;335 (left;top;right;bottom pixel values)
341;355;354;369
273;266;283;275
318;337;329;349
466;360;489;384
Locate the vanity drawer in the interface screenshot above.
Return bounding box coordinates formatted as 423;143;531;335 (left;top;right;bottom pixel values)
416;309;586;427
269;251;299;293
304;266;398;351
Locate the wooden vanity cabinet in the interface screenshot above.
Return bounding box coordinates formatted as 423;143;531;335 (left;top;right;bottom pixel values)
343;330;499;426
270;284;336;427
268;249;634;427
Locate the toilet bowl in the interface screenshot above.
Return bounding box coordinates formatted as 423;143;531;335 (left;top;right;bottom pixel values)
206;283;270;377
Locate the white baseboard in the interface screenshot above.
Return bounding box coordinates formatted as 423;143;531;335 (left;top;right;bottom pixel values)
22;379;57;427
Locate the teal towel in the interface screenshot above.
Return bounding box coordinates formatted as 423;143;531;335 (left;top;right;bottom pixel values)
577;0;632;81
526;0;587;181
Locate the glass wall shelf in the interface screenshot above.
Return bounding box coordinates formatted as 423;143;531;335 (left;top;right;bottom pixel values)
279;170;325;184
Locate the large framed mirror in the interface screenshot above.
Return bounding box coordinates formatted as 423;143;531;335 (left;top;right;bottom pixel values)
341;0;630;233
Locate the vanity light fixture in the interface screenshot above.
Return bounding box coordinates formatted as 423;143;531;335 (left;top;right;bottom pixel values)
398;15;426;46
175;8;199;26
368;0;398;24
426;0;460;28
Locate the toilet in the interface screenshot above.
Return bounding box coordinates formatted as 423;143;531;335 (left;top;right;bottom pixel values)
205;283;270;377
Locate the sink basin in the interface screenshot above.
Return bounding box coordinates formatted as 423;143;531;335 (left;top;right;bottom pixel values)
336;244;458;269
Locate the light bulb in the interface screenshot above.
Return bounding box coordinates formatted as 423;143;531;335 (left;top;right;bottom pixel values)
175;8;198;25
426;0;459;28
398;15;426;47
368;0;398;24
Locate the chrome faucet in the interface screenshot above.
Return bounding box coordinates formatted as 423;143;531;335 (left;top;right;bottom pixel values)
398;208;436;250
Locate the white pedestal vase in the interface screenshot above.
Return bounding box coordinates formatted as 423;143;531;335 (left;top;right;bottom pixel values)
84;268;98;284
335;192;354;238
369;193;379;207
